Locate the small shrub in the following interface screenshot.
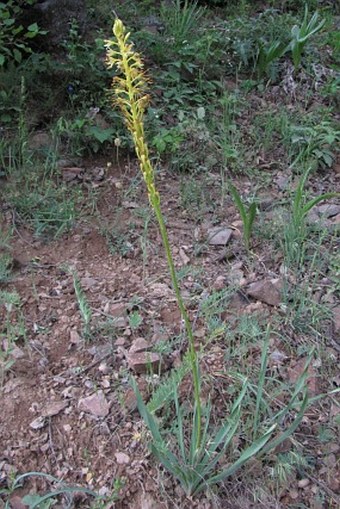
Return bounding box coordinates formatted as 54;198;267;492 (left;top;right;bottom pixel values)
0;0;46;67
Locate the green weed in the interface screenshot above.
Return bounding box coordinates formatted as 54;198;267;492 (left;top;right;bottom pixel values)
0;471;98;509
228;182;257;251
160;0;205;49
289;5;325;71
71;271;92;338
255;40;287;79
0;0;47;67
284;166;339;267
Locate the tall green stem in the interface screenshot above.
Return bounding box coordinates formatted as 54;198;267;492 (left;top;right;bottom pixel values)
153;205;201;451
106;18;202;451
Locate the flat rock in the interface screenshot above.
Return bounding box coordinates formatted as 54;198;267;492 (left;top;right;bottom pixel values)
129;338;149;354
80;277;97;289
316;204;340;218
62;167;84;182
8;496;28;509
127;352;161;374
246;279;281;306
78;391;110;417
69;329;81;344
115;452;130;465
42;400;68;417
110;302;127;317
288;358;318;396
332;305;340;335
213;275;226;290
207;227;233;246
29;416;46;430
270;350;288;365
28;131;51;150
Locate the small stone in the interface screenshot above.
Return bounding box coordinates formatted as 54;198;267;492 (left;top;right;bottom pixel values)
207;227;233;246
80;277;97;289
110;302;127;317
115;452;130;465
29;416;46;430
70;329;81;344
29;131;51;150
62;167;84;182
179;247;190;265
140;493;161;509
42;400;68;417
57;158;73;168
332;305;340;335
324;442;339;454
276;174;290;191
10;345;25;359
289;489;299;500
227;268;244;285
8;496;28;509
331;213;340;224
317;203;340;218
123;388;138;412
246;279;281;306
324;453;337;467
270;350;288;365
78;391;110;417
129;338;149;354
213;275;226;290
298;478;310;488
288;358;318;396
98;362;111;374
115;337;126;346
127;352;161;374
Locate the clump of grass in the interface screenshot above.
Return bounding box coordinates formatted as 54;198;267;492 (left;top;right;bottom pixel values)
0;471;98;508
228;181;257;251
70;270;92;338
284;166;340;267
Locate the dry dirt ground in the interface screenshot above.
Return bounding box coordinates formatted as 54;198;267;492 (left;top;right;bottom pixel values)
0;149;340;509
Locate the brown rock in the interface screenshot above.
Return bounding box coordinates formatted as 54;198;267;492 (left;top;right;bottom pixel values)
62;167;84;182
78;391;110;417
9;496;28;509
127;352;161;374
213;275;226;290
28;131;51;150
317;203;340;218
115;452;130;465
29;416;46;430
42;400;68;417
129;338;149;354
332;305;340;335
69;329;81;345
298;478;310;488
246;279;281;306
207;227;233;246
123;388;138;412
288;358;319;396
110;302;127;317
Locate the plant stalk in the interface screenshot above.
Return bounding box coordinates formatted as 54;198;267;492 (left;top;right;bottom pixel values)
106;19;202;451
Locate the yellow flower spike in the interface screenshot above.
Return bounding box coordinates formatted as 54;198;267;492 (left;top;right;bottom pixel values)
106;18;202;453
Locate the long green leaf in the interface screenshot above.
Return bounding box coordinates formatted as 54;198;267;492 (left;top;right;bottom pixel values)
174;384;186;463
302;192;340;217
198;424;277;491
260;391;309;456
253;334;269;438
228;182;247;226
